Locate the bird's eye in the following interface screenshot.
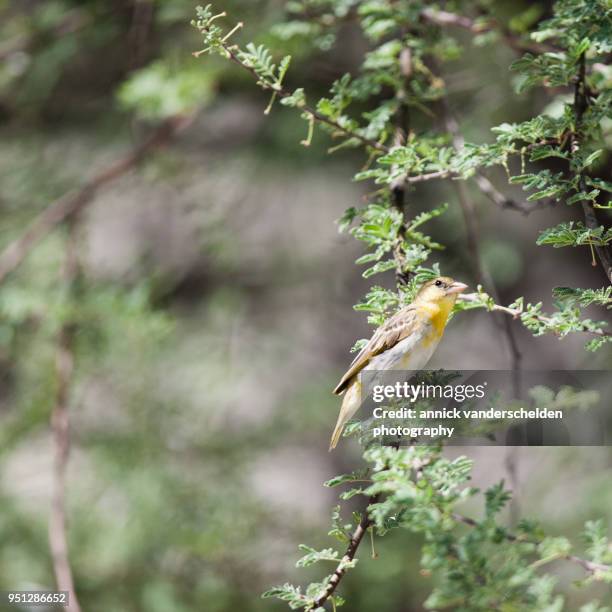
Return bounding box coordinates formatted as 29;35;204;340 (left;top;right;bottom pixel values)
435;280;443;287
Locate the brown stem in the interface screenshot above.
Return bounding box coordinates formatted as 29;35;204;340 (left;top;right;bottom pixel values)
438;98;523;366
472;173;536;214
0;113;195;286
582;199;612;283
128;0;155;69
49;221;81;612
451;512;611;575
460;292;612;339
310;495;379;610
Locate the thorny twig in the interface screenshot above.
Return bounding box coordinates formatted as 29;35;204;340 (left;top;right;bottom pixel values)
460;292;612;339
193;24;388;153
309;495;379;610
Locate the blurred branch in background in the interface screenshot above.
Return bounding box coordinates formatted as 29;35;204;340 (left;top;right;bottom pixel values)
49;219;81;612
0;8;91;63
0;113;196;286
420;7;557;55
128;0;155;69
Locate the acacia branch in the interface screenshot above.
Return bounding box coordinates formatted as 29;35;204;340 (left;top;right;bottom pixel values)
451;512;612;576
194;14;548;216
49;221;81;612
0;113;195;286
406;165;537;213
320;480;610;612
194;32;388;153
460;292;612;339
310;495;379;610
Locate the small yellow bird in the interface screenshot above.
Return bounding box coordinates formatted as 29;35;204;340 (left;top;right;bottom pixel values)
330;276;468;450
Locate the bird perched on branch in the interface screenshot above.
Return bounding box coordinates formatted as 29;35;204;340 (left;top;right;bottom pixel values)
330;276;468;450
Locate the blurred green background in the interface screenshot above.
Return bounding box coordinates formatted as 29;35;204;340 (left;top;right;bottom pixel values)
0;1;610;610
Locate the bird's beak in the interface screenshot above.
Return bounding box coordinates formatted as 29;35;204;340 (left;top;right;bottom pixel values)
447;281;468;295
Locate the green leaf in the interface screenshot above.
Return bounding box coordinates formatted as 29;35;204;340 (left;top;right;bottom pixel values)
281;88;306;108
537;536;572;562
579;149;604;170
363;259;396;278
296;545;340;568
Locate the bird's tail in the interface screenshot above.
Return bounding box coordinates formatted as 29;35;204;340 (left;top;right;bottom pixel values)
329;379;362;451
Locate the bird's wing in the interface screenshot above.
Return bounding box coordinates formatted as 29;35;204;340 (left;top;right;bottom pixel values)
333;305;420;395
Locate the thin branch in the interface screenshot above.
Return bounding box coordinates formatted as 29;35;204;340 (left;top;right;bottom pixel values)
472;172;539;214
459;292;612;339
421;8;557;55
435;97;535;215
128;0;155;69
451;512;612;576
0;8;91;62
49;220;81;612
318;479;611;612
294;5;557;56
404;169;453;183
572;53;612;285
0;113;195;286
310;495;379;610
198;37;388;153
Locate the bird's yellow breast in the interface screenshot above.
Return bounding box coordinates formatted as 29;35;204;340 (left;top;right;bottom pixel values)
417;297;455;341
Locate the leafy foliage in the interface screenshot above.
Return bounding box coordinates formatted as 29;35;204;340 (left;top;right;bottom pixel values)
193;0;611;350
265;446;612;610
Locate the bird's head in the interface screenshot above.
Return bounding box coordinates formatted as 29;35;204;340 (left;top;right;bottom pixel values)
415;276;468;306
